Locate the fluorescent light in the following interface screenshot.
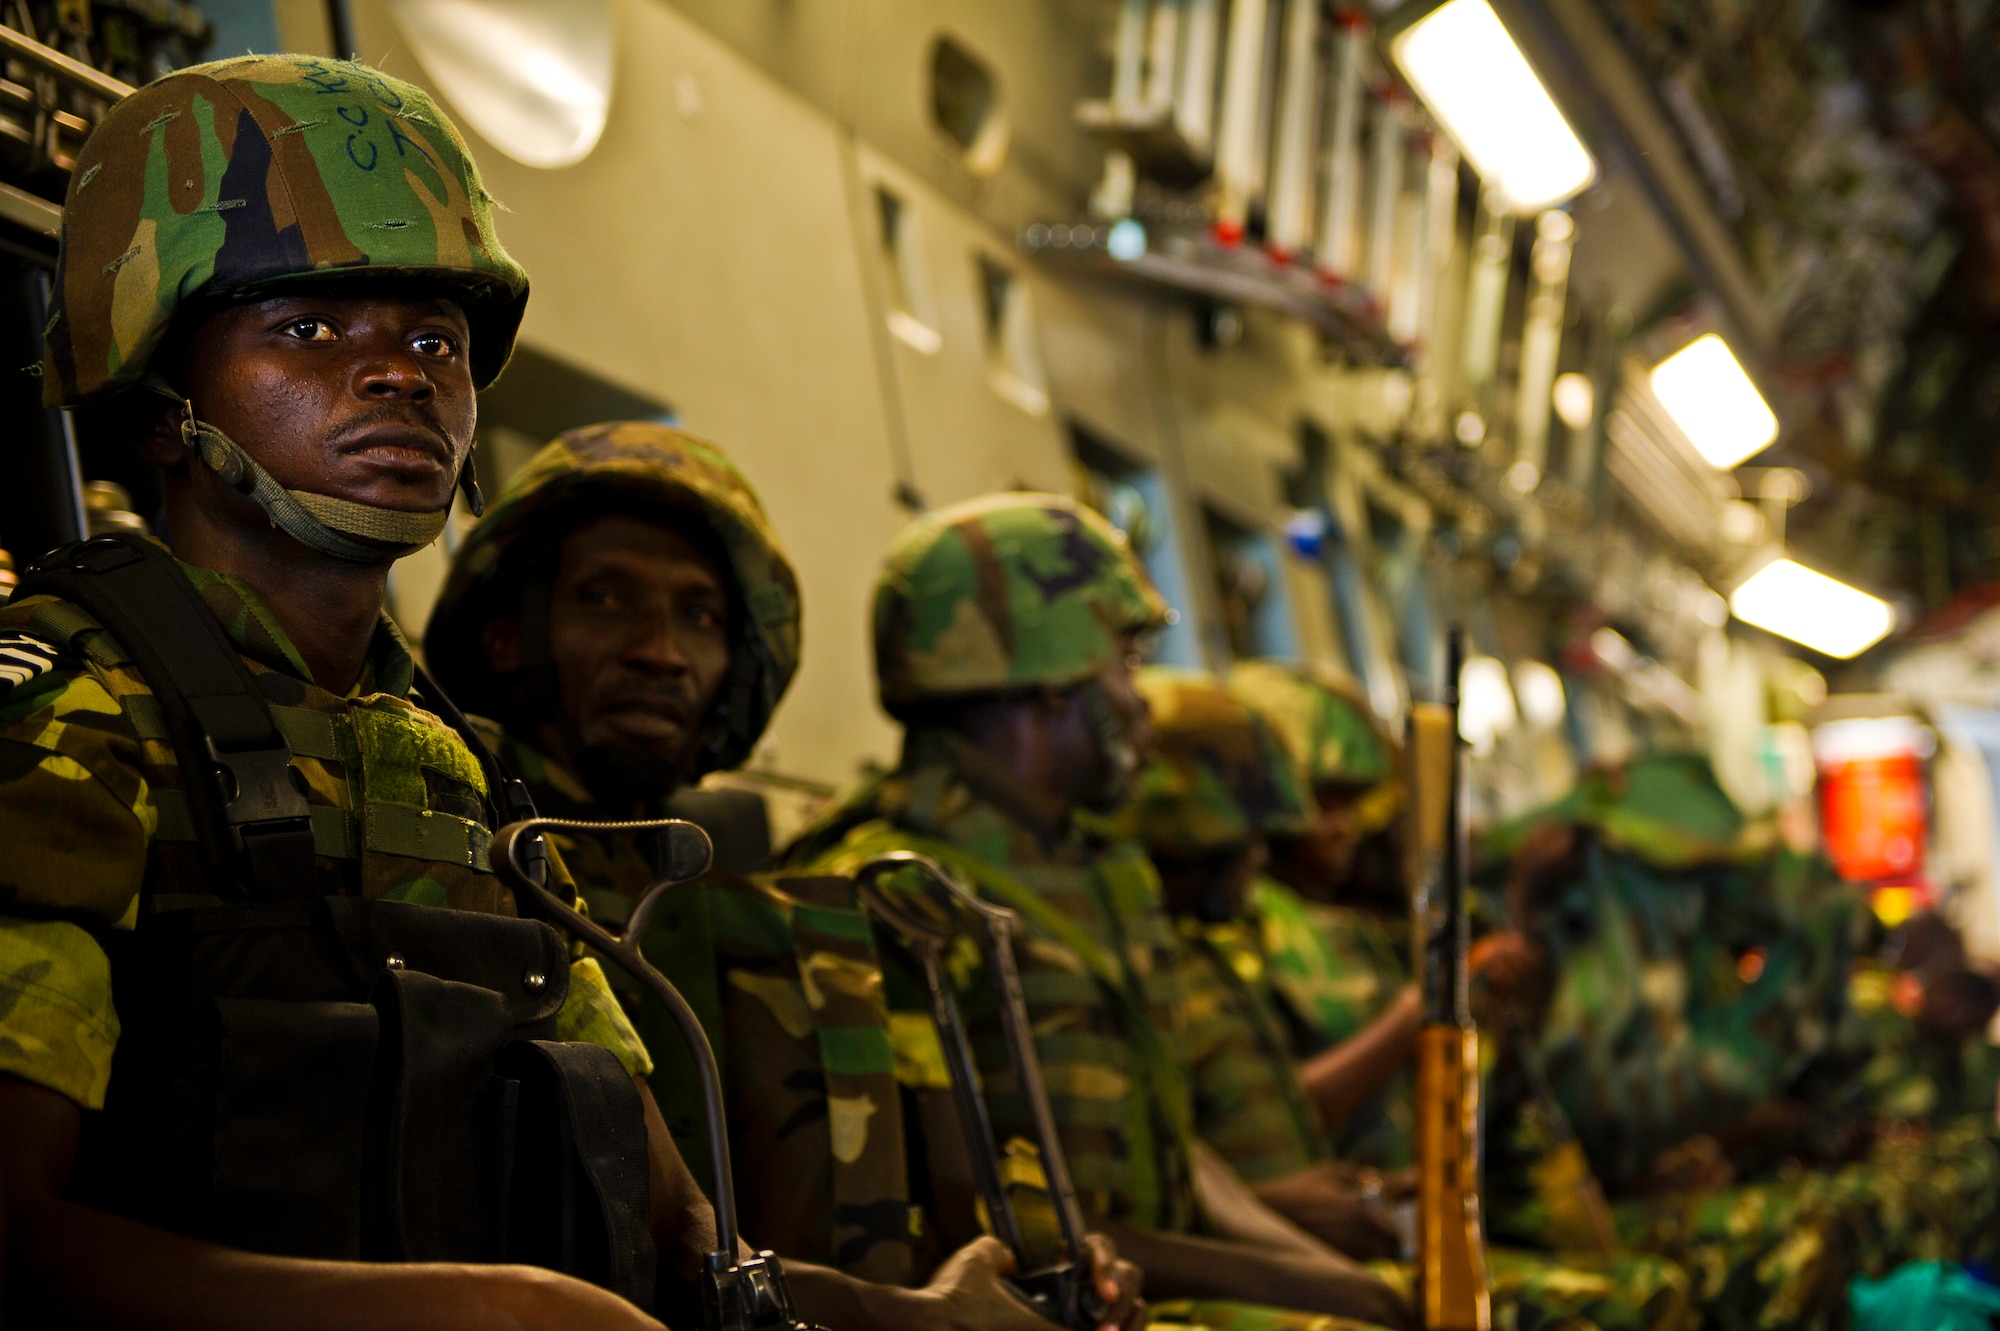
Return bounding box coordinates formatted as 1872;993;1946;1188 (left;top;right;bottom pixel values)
1552;372;1594;430
1458;654;1518;753
1729;559;1894;659
1392;0;1594;211
1651;334;1778;469
1513;659;1567;729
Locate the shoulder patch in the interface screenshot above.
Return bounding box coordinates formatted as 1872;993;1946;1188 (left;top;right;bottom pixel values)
0;633;63;691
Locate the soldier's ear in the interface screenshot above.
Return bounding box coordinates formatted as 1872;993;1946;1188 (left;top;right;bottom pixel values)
128;392;190;469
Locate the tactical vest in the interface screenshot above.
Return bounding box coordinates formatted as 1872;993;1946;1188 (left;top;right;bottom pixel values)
16;536;655;1303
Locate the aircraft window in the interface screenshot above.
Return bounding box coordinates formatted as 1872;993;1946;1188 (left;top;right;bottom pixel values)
930;35;1011;176
976;256;1051;416
1203;504;1300;664
873;186;943;354
1070;427;1203;669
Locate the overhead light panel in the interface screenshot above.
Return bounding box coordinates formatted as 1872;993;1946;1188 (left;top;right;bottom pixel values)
1729;559;1893;659
1651;334;1778;469
1391;0;1595;211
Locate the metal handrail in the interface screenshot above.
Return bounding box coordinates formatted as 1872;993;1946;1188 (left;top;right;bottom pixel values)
0;22;135;103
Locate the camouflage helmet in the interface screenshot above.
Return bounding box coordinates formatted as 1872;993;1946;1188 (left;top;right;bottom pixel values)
44;54;528;407
872;492;1170;715
1229;659;1395;801
1124;667;1310;857
426;422;801;777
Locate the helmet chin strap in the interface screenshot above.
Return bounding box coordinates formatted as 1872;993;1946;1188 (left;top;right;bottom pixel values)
169;394;456;563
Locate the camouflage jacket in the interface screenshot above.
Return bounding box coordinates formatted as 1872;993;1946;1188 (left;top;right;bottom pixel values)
1528;837;1836;1190
783;728;1201;1235
0;560;645;1113
491;725;920;1284
1251;879;1414;1169
1175;917;1328;1183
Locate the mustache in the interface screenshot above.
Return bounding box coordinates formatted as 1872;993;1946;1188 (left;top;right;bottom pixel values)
324;401;456;451
601;682;700;720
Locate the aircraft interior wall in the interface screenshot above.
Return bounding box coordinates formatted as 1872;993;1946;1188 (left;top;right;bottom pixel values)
339;0;1397;793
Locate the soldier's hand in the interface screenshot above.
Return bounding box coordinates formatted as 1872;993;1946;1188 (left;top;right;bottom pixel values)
1469;930;1547;1027
1082;1231;1147;1331
909;1236;1061;1331
1249;1165;1401;1262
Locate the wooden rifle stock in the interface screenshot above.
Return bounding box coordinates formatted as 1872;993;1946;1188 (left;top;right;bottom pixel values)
1408;642;1491;1330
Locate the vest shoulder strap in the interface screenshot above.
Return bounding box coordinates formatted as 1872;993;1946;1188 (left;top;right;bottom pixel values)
14;534;313;900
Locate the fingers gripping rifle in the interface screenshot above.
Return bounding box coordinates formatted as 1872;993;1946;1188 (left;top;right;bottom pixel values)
850;852;1107;1329
492;817;822;1331
1410;631;1491;1331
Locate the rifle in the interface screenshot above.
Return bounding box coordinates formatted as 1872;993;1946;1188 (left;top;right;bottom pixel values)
1409;631;1491;1330
850;851;1106;1329
492;816;823;1331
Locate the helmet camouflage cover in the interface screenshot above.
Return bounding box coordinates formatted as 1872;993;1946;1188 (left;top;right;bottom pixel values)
1229;659;1394;793
1124;667;1310;857
44;54;528;406
873;492;1169;714
426;422;801;777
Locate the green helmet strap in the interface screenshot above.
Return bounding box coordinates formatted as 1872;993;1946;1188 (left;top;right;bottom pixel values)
179;407;449;563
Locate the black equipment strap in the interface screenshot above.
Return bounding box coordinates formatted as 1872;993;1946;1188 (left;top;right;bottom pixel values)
15;534;315;899
411;662;553;893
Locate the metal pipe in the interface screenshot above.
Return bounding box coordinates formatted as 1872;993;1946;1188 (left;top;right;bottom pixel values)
1142;0;1181;115
1513;210;1574;478
1314;10;1368;279
1174;0;1220;155
0;22;134;101
1365;91;1406;299
1211;0;1269;244
1264;0;1320;258
1111;0;1150;116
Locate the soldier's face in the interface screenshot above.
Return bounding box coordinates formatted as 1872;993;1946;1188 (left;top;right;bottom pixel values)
183;293;476;515
1301;783;1364;882
543;514;734;768
1075;637;1155;810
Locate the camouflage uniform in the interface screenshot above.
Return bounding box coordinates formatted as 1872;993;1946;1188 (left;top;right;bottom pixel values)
1122;668;1328;1184
785;494;1409;1331
1489;757;2000;1329
1227;662;1414;1170
415;423;929;1281
1131;669;1691;1331
0;57;648;1122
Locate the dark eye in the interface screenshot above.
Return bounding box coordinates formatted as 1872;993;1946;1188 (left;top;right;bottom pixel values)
411;330;459;359
577;583;618;611
283;317;338;343
687;602;727;634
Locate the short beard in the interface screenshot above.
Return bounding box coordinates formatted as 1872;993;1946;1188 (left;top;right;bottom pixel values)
569;740;691;810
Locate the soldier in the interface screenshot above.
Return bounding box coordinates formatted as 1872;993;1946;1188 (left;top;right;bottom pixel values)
1226;661;1423;1168
0;57;704;1329
1485;757;2000;1328
1123;667;1397;1256
424;423;1147;1330
783;492;1416;1331
1128;668;1694;1331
